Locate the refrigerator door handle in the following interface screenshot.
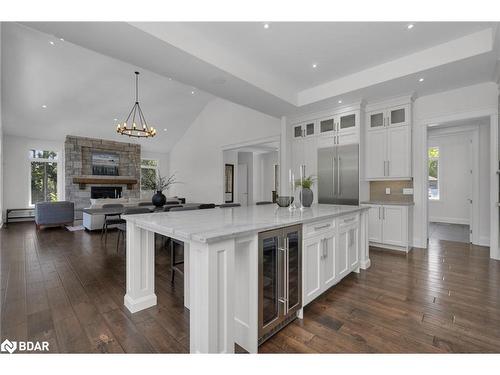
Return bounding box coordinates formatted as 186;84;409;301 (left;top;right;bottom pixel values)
337;156;341;196
332;156;336;196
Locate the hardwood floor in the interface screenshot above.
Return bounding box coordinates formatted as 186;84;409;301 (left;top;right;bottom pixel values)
1;222;500;353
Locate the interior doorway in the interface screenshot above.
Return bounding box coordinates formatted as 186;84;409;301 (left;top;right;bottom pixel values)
426;117;489;245
222;139;280;206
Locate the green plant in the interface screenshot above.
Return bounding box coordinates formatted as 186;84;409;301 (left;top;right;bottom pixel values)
295;175;316;189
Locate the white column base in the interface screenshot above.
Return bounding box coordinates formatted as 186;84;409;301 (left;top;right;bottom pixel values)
360;258;371;269
124;221;157;314
124;294;157;313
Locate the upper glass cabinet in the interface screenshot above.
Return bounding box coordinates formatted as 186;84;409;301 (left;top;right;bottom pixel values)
339;113;356;130
369;112;384;128
320;118;335;133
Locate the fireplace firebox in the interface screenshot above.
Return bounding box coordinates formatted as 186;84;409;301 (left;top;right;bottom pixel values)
91;186;123;199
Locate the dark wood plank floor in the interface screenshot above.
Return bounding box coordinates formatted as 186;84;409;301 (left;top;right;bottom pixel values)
1;222;500;353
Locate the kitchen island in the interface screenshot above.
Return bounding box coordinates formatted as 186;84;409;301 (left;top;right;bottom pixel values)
123;204;370;353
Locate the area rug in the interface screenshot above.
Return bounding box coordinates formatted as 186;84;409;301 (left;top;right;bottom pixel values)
66;225;85;231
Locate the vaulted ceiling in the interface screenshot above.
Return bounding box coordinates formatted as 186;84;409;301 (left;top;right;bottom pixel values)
2;21;499;152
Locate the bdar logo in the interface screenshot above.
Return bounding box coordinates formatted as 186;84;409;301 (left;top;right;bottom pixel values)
1;339;17;354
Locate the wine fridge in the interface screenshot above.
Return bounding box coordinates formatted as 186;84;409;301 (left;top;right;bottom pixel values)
258;224;302;344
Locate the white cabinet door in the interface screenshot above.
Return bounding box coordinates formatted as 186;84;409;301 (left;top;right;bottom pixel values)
336;227;350;279
303;236;323;305
321;231;337;290
387;125;411;178
367;110;385;130
291;139;305;180
388;105;409;127
368;205;383;243
347;225;359;270
382;206;406;247
365;128;387;179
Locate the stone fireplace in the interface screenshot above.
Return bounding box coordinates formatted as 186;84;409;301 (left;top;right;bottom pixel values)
64;135;141;212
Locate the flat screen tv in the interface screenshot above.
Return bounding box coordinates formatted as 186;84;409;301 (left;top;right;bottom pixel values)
92;152;119;176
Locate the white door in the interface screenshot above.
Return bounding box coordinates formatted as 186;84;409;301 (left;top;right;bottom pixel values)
366;128;387;179
387;125;411;178
321;231;337;290
368;205;383;243
238;163;248;206
382;206;406;247
303;236;323;305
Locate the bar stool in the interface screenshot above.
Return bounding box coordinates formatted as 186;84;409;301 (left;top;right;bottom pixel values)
101;204;125;244
219;203;241;208
115;207;150;252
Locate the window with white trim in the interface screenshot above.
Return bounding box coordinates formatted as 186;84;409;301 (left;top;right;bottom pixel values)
141;159;159;191
29;149;58;205
428;146;440;200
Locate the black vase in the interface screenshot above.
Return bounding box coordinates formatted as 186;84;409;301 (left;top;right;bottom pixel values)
152;191;166;207
300;188;313;207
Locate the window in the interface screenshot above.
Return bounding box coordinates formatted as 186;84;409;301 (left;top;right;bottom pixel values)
141;159;159;191
29;149;58;205
428;146;440;200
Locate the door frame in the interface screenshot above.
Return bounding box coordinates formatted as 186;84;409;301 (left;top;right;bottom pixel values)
426;125;479;244
237;163;248;206
419;110;498;259
220;135;281;204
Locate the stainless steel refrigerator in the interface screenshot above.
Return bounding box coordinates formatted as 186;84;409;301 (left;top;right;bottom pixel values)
318;144;359;205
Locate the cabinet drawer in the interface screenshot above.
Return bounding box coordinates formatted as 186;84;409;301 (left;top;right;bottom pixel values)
337;213;359;229
304;219;335;238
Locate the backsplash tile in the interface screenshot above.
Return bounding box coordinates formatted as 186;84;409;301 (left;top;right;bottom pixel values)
370;180;414;203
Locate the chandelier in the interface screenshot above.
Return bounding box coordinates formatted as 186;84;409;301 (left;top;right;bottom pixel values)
116;71;156;138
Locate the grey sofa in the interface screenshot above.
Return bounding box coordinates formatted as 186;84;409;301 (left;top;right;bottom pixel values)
35;201;74;229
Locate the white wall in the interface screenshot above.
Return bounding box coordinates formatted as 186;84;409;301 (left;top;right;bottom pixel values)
413;82;499;250
169;98;281;203
0;23;3;225
428;130;472;225
2;134;169;208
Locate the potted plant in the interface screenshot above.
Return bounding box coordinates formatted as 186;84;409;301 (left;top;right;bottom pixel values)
295;175;316;207
147;173;179;207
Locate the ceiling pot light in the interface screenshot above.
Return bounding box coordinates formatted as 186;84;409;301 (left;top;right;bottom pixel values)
338;100;342;104
163;128;167;132
419;77;424;82
263;23;270;29
407;24;414;29
41;104;47;109
116;72;156;138
191;91;195;95
312;63;318;69
49;41;55;45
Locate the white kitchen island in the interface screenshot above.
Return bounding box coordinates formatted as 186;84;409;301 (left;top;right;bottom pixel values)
123;204;370;353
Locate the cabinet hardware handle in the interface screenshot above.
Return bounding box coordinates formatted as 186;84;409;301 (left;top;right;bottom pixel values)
314;224;331;231
387;160;390;176
382;207;385;220
378;207;381;220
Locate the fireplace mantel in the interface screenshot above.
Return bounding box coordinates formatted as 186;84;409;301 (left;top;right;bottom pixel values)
73;175;138;189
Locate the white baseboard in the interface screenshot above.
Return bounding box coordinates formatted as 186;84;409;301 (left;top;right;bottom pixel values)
479;236;490;247
429;217;470;225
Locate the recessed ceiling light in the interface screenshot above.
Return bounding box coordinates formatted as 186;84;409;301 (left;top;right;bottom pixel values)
163;128;167;132
407;24;414;30
191;91;195;95
113;118;118;121
49;41;55;45
419;78;424;82
41;104;47;109
168;77;172;81
338;100;342;104
263;23;270;29
59;38;64;41
312;63;318;69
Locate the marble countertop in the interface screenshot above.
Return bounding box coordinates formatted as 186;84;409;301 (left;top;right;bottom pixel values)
360;200;415;206
124;204;368;243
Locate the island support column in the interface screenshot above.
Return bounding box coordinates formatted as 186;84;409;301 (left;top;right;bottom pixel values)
189;238;235;353
124;220;157;313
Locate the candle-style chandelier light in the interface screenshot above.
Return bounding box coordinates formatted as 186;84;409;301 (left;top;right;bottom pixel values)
116;71;156;138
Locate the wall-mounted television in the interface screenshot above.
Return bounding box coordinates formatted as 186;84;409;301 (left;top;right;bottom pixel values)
92;152;119;176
